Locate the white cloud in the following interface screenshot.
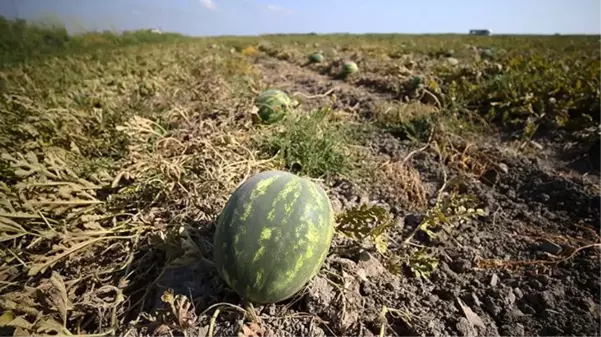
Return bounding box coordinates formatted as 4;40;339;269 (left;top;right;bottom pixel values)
265;4;294;14
200;0;217;10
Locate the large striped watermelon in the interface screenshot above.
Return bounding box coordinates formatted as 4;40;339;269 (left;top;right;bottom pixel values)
213;170;335;304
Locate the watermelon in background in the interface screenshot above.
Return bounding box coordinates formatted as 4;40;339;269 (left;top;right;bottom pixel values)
254;89;293;124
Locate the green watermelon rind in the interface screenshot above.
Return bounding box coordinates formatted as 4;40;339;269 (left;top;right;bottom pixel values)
214;170;335;304
255;89;292;124
309;53;324;63
341;61;358;76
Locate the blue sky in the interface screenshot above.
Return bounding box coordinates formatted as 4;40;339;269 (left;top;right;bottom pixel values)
0;0;599;36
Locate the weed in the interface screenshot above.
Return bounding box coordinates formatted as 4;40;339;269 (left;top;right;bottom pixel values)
375;160;428;212
374;102;439;142
259;107;354;179
399;182;487;280
335;203;395;255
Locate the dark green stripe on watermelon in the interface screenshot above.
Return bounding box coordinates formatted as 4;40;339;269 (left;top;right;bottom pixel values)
214;170;334;304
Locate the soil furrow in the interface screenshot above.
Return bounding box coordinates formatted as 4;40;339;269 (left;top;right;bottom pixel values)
252;55;396;117
245;50;601;337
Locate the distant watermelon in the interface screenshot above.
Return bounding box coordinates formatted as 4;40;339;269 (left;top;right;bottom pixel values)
341;60;358;77
213;170;335;304
309;52;324;63
409;76;422;90
255;89;292;124
481;48;494;60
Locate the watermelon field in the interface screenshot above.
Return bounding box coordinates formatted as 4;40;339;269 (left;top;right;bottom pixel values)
1;21;600;336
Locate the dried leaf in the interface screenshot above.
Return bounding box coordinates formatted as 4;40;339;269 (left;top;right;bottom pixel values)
0;311;15;325
47;271;72;325
457;298;485;329
1;314;33;330
174;294;196;328
28;242;80;276
0;288;40;317
152;324;172;336
239;322;265;337
160;289;175;305
35;316;72;335
13;327;32;336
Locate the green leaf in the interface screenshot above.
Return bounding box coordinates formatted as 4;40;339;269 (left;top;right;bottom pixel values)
408;248;439;280
374;234;388;255
336;204;393;240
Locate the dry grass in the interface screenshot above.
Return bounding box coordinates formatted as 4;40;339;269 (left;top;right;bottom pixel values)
0;43;280;335
0;36;376;336
373;102;439;142
476;223;601;271
431;131;498;178
376;160;428;212
374;102;439;123
241;46;259;56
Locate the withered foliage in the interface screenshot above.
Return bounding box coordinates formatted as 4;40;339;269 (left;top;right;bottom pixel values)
1;19;598;336
0;41;274;335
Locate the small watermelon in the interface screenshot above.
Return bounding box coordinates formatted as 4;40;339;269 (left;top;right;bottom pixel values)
409;76;422;90
213;170;335;304
255;89;292;124
341;60;358;77
480;48;494;60
309;52;324;63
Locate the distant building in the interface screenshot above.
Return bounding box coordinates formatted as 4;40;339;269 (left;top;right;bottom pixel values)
150;28;162;34
469;29;492;36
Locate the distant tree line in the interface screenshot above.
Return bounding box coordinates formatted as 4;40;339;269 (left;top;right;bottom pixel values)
0;15;187;68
